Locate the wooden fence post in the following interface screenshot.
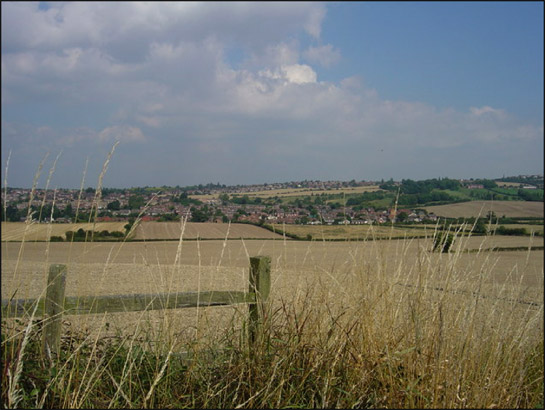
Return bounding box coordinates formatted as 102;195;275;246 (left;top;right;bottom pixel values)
42;264;67;362
248;256;271;345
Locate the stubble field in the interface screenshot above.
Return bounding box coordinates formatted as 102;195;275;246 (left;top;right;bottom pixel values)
3;236;543;326
1;222;128;242
424;200;544;218
2;226;543;408
133;221;284;240
1;221;284;242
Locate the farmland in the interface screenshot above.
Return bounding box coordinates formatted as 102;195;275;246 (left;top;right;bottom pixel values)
0;221;284;242
3;237;543;301
2;227;543;408
3;235;542;356
2;191;543;408
191;184;381;201
423;200;543;218
271;223;433;240
133;221;283;240
1;221;127;242
5;219;543;243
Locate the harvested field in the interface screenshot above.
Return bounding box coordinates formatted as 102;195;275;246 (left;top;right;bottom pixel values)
271;222;545;241
1;221;126;242
133;221;284;240
455;234;543;250
2;238;543;303
2;236;542;409
0;221;283;241
424;200;543;218
272;223;432;240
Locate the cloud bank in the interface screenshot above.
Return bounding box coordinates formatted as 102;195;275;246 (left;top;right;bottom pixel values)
1;2;542;187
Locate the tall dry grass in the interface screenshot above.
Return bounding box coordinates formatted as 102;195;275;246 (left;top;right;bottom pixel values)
1;148;543;408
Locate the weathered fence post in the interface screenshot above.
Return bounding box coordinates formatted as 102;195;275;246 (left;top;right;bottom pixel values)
42;264;67;362
248;256;271;345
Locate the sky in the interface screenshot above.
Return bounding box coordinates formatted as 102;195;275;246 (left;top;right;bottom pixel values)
1;1;543;189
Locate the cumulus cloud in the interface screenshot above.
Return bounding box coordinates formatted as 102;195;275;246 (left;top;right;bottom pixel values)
98;125;146;143
1;2;542;187
259;64;317;85
1;2;326;56
303;44;341;67
282;64;318;84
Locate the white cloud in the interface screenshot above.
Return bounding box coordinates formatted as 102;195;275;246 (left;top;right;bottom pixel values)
303;44;341;67
282;64;317;84
469;105;507;119
2;2;326;56
259;64;317;85
98;125;146;143
303;5;326;38
2;2;542;188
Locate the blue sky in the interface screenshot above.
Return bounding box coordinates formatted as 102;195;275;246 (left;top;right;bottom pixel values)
2;2;543;189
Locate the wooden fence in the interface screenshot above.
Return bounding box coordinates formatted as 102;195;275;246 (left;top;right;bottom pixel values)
1;255;271;360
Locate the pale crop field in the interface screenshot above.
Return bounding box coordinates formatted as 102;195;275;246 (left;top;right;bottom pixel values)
272;223;433;240
1;221;127;241
0;221;285;241
3;236;542;309
2;233;543;408
424;200;543;218
133;221;284;240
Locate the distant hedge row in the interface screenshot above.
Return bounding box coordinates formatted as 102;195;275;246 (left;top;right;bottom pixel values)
50;228;125;242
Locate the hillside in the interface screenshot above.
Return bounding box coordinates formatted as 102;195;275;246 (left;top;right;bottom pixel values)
132;222;284;240
423;200;543;218
1;222;284;242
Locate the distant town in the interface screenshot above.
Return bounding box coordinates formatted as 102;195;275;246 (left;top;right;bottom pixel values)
2;175;543;226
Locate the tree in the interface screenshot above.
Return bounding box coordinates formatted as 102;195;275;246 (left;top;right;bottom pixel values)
190;206;210;222
473;219;487;234
107;200;121;211
128;195;145;210
124;217;135;235
397;211;408;223
64;203;73;220
4;204;20;222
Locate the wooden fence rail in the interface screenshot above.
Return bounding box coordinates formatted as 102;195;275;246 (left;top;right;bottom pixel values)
2;256;271;360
